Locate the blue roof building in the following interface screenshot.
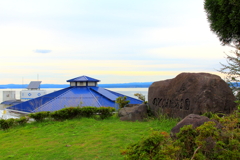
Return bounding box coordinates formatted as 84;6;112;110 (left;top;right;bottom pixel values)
6;76;143;113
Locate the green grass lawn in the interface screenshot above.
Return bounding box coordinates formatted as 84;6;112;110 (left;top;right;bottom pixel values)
0;116;178;160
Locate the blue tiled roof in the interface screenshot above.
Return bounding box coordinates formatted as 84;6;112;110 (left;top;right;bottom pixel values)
90;87;118;101
105;89;144;104
7;86;143;113
7;87;71;113
1;100;22;105
67;76;100;82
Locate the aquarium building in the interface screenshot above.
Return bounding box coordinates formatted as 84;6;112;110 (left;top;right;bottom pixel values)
6;76;143;114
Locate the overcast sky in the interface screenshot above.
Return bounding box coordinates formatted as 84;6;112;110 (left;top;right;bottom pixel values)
0;0;232;84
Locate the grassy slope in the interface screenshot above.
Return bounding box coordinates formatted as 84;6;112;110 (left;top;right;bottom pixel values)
0;116;178;160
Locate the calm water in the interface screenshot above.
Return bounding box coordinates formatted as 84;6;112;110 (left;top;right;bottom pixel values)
0;88;148;103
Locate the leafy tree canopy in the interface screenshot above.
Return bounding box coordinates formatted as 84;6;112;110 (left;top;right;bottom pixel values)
204;0;240;46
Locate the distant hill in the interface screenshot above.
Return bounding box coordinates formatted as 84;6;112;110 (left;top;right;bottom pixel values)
0;82;153;89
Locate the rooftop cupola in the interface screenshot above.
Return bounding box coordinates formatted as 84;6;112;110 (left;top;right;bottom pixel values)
67;76;100;87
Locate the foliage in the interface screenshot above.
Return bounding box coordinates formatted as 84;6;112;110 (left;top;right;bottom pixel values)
29;111;50;122
218;49;240;96
236;100;240;117
0;117;29;130
134;93;147;103
15;116;29;125
50;106;115;121
123;110;240;159
0;106;116;131
80;106;98;118
50;107;81;121
98;107;115;119
202;111;214;118
116;96;130;109
204;0;240;97
202;111;225;119
0;118;16;130
121;130;178;160
204;0;240;46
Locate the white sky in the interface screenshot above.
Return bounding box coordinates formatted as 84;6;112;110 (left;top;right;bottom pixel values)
0;0;232;84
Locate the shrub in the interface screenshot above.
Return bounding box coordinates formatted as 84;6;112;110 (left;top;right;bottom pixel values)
50;111;62;121
116;96;130;109
202;111;225;119
81;107;98;118
29;111;50;122
50;106;114;121
0;118;16;130
0;117;29;130
202;111;214;118
121;130;178;160
134;93;146;103
98;107;115;119
122;109;240;159
50;107;81;121
15;116;29;125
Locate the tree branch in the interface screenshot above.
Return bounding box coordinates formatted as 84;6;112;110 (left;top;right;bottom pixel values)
191;146;201;160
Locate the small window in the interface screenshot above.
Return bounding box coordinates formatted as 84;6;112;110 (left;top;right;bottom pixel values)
77;82;86;86
70;82;76;86
88;82;96;86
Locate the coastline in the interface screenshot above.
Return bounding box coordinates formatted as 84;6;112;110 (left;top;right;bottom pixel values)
0;82;153;89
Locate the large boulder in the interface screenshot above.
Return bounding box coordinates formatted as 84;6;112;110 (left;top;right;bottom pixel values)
170;114;222;151
118;104;148;121
171;114;213;136
148;72;236;118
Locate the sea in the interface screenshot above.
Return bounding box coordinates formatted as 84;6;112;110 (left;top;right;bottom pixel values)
0;88;148;103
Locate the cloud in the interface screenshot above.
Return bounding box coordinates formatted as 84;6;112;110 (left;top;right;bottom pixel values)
34;49;52;54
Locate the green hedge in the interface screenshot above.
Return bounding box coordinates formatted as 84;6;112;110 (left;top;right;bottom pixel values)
0;118;16;130
50;106;115;120
50;107;81;121
80;107;98;118
29;111;50;122
0;106;115;130
98;107;115;119
15;116;29;125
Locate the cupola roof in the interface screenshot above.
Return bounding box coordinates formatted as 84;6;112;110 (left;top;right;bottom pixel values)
67;76;100;82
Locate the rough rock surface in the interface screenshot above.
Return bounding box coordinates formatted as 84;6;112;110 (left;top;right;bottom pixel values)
171;114;212;136
148;72;236;118
118;104;148;121
171;114;222;150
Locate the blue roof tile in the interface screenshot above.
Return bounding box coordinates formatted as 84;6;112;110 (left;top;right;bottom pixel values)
90;87;118;101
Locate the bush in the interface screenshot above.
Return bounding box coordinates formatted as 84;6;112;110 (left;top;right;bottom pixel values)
29;111;50;122
98;107;115;119
123;109;240;159
0;117;29;130
0;118;16;130
81;107;98;118
50;107;81;121
50;106;115;121
134;93;146;103
15;116;29;125
121;130;177;160
116;96;130;109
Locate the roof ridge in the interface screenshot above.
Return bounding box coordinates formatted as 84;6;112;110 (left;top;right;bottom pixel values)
83;75;88;80
87;87;101;107
90;87;117;102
